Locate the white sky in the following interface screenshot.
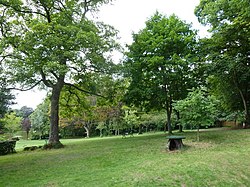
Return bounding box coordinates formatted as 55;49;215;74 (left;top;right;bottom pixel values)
12;0;209;109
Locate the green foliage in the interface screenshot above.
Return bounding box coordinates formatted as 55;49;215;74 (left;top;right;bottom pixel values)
195;0;250;125
1;112;22;136
174;88;217;128
0;140;16;155
59;75;126;138
123;106;140;129
174;88;217;140
30;98;50;138
0;78;15;119
124;12;198;133
0;0;118;144
15;106;33;118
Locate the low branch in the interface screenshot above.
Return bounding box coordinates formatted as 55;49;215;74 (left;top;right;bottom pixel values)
65;82;106;98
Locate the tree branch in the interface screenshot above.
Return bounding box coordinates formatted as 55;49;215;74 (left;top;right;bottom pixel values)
7;80;42;91
40;70;54;88
50;70;59;80
65;82;106;98
0;2;47;18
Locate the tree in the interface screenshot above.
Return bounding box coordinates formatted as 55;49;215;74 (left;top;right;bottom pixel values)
123;106;140;132
30;98;50;139
96;121;106;137
16;106;34;118
0;78;15;132
21;117;31;139
124;12;198;134
59;73;125;137
0;78;14;119
174;88;217;141
0;0;118;147
195;0;250;126
1;112;22;137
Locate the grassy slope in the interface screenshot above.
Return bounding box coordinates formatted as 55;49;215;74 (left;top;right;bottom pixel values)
0;129;250;187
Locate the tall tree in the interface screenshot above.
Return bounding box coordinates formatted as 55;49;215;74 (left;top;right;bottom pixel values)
16;106;34;118
0;0;118;147
0;77;14;118
195;0;250;126
124;12;198;134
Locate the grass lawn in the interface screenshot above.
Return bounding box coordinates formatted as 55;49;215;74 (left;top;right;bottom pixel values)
1;128;250;187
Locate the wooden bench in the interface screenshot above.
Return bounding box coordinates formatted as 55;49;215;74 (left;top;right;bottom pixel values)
122;131;134;138
166;136;186;151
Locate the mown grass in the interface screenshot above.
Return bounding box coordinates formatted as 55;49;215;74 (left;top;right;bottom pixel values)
1;128;250;187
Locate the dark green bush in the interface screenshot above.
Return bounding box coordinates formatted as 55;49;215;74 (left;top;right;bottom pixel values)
0;140;17;155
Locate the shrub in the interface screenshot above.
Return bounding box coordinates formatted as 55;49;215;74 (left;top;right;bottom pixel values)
0;140;17;155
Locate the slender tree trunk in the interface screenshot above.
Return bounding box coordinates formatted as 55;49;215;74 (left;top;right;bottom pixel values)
49;80;64;147
176;111;183;132
138;124;142;134
26;130;29;139
84;126;90;138
238;89;250;127
99;129;103;137
197;124;200;142
166;110;172;135
245;111;250;128
163;85;173;134
233;71;250;127
166;97;173;135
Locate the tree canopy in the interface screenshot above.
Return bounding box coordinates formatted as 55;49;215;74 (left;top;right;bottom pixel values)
195;0;250;126
124;12;198;134
174;88;217;141
0;0;118;147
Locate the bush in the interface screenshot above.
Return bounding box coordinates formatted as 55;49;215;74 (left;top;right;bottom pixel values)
23;146;43;151
0;140;17;155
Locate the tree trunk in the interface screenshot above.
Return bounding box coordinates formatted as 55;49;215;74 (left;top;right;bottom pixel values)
164;92;173;134
197;124;200;142
166;111;172;135
244;112;250;128
26;130;29;139
138;124;143;134
176;111;183;132
166;101;173;135
238;89;250;127
48;81;64;148
233;71;250;127
99;129;103;137
84;126;90;138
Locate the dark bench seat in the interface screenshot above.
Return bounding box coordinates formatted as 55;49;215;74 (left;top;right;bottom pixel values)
166;136;186;151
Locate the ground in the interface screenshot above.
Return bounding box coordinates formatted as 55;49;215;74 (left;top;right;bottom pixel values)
0;128;250;186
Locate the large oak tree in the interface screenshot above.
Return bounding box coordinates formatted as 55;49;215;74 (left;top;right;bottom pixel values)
0;0;118;147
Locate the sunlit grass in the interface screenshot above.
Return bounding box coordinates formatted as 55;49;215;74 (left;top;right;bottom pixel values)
1;128;250;187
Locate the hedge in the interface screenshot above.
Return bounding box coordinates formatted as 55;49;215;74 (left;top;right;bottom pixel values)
0;140;17;155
